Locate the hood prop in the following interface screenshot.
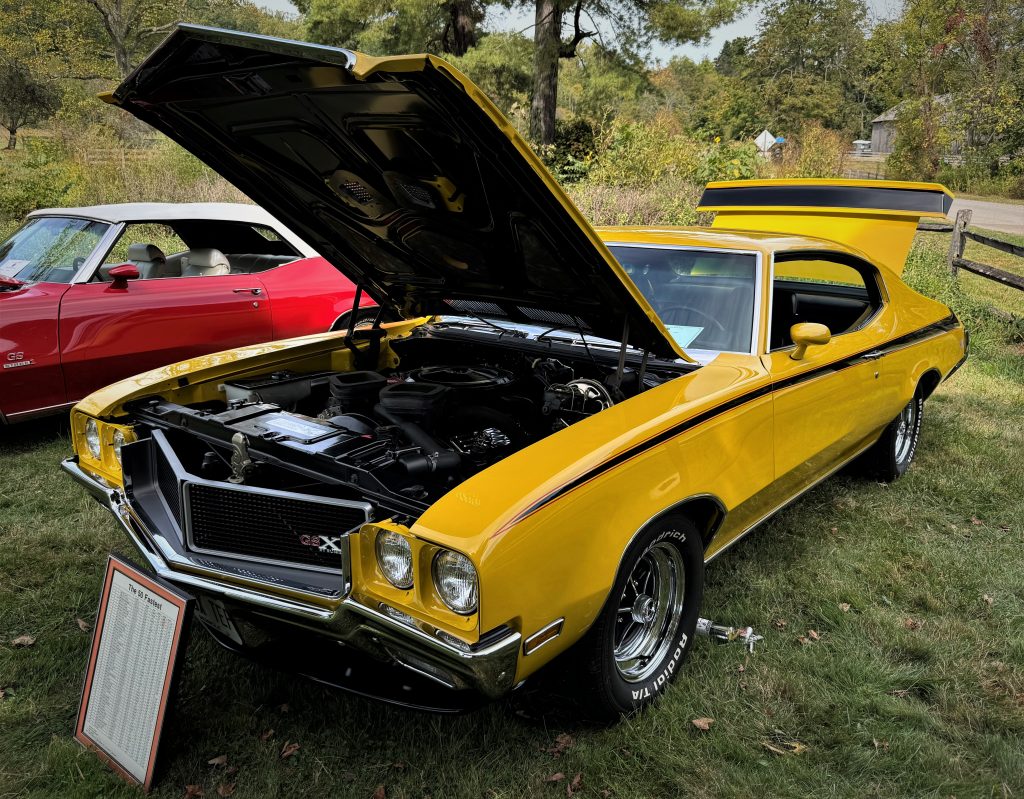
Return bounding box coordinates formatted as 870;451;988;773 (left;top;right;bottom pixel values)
341;284;384;369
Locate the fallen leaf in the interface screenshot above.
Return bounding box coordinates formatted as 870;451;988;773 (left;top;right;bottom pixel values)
600;791;612;798
76;618;91;632
225;766;239;777
983;594;994;607
691;717;714;731
889;688;910;698
797;636;809;646
545;773;566;783
567;773;582;797
830;527;838;534
872;738;889;751
547;733;574;757
216;784;235;798
279;741;300;759
737;664;745;673
183;786;204;799
773;619;787;630
371;786;385;799
807;630;821;641
761;739;808;756
277;703;290;714
971;517;984;526
0;687;6;701
999;524;1010;532
259;729;274;742
207;754;228;767
839;603;851;613
10;635;35;648
903;618;924;631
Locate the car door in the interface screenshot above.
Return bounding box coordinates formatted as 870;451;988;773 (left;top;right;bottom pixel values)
58;257;273;403
765;252;890;498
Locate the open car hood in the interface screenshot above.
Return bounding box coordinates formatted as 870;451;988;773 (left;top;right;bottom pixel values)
108;25;688;360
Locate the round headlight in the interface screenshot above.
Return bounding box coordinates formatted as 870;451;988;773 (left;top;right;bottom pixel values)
85;418;101;460
112;429;126;465
432;550;478;615
375;530;413;589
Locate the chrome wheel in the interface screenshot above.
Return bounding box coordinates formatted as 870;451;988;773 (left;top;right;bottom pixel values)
613;541;686;683
894;398;918;464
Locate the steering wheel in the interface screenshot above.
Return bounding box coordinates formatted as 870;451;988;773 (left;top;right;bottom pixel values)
71;256;86;271
657;304;727;334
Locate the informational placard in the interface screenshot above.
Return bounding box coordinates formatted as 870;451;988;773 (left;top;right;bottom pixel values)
75;555;192;791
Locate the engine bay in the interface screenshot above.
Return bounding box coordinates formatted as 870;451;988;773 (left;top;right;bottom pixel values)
128;334;679;520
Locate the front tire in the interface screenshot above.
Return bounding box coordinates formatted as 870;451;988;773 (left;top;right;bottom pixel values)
573;515;704;719
865;390;923;481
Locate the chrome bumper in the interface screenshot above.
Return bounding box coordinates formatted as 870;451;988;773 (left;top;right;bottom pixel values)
61;456;521;702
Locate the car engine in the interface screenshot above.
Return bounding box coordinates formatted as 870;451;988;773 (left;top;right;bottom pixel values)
128;341;655;520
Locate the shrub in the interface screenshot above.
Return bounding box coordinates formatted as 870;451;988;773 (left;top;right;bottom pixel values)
0;139;78;221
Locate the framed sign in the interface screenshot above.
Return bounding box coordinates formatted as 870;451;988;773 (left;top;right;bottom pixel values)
75;554;193;791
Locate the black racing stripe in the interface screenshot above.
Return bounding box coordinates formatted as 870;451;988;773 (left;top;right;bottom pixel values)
699;185;953;215
504;314;960;529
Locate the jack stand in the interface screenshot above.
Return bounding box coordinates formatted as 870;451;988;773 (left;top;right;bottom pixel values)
696;617;763;653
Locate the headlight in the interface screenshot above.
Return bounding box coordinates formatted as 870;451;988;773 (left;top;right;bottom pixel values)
112;429;126;465
375;530;413;589
85;418;101;460
432;550;478;615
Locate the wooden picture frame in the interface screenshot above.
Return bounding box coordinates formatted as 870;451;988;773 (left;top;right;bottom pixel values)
75;554;193;791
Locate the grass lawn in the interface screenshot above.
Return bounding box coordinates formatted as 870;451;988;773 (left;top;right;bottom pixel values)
1;233;1022;799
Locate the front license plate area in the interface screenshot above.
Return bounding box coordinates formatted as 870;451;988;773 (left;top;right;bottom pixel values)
196;595;243;646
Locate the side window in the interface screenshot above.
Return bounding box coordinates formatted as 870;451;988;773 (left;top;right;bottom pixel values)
770;254;882;350
95;224;187;281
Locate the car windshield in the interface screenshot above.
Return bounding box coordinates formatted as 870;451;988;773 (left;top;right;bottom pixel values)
0;216;110;284
609;246;758;353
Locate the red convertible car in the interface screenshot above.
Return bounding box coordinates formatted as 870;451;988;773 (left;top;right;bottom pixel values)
0;202;376;423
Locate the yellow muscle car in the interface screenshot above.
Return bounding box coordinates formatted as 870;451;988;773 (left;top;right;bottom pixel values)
63;26;967;717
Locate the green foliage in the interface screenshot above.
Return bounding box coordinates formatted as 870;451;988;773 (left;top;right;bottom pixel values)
0;140;78;219
447;32;533;124
0;59;59;148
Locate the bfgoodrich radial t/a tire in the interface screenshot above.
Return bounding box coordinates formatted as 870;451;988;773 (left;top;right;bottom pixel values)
574;514;704;719
865;390;924;481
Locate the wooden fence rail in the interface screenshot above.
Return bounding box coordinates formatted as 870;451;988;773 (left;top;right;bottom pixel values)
946;209;1024;292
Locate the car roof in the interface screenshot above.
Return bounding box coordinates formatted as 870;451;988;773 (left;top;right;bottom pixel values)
27;202;279;225
26;202;318;257
595;226;876;265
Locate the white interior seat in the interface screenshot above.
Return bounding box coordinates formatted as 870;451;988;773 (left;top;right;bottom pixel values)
181;248;231;277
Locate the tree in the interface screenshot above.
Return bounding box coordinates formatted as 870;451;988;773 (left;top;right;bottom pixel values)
0;59;58;148
299;0;486;56
748;0;873;135
525;0;751;145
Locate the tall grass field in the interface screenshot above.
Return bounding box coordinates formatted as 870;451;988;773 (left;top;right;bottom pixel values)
1;231;1022;798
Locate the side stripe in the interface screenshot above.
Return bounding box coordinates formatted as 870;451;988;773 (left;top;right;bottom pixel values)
495;314;960;534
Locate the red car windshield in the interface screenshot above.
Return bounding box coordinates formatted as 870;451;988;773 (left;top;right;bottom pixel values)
0;216;110;284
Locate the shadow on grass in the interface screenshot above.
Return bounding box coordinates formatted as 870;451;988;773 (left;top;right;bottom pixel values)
0;414;69;454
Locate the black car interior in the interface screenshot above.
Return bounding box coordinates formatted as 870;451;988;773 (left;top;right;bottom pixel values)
769;252;882;350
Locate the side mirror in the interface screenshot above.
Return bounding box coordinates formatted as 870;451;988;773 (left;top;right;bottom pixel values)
789;322;831;360
108;263;140;289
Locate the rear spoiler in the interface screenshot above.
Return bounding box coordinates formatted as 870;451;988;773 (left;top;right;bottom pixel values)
697;179;954;275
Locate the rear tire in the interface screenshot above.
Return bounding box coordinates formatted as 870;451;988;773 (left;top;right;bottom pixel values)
572;514;704;720
864;389;924;481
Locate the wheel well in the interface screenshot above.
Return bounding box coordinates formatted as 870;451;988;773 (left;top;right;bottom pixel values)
658;494;726;550
330;305;378;332
919;368;942;399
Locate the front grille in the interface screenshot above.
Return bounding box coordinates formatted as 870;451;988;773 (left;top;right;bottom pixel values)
183;482;369;572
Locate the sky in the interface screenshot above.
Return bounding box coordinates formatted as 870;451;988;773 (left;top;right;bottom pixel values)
256;0;901;63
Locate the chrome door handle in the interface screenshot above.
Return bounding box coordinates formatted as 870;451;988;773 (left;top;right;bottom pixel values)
232;287;262;295
862;350;884;360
